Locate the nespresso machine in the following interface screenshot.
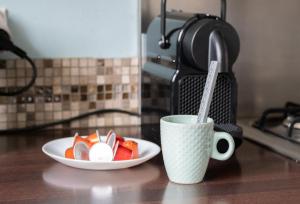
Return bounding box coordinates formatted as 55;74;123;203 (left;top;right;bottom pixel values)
142;0;242;149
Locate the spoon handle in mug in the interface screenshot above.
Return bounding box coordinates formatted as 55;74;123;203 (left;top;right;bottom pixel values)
197;61;220;124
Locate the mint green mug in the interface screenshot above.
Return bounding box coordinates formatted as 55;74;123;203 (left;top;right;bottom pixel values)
160;115;235;184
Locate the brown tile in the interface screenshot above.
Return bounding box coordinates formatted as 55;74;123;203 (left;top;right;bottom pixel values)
71;86;79;93
97;94;104;100
27;113;35;121
44;59;53;68
105;84;112;92
80;86;87;93
0;60;6;69
97;67;105;75
122;93;129;99
71;94;80;102
97;85;104;93
97;59;105;66
80;94;87;101
105;67;113;75
105;93;112;100
89;102;96;109
62;94;70;101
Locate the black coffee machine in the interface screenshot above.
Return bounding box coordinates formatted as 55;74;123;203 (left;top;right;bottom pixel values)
142;0;243;149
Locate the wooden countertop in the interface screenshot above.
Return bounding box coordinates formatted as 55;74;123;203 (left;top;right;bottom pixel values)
0;127;300;204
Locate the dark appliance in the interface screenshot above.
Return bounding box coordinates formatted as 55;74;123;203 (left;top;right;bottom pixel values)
142;0;243;149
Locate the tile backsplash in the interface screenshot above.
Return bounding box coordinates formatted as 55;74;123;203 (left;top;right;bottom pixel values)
0;58;140;130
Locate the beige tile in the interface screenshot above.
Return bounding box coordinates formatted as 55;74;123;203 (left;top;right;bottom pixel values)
104;117;113;126
79;76;88;84
71;102;79;110
79;59;88;67
0;79;7;87
7;113;16;122
17;78;26;86
113;117;123;126
130;66;139;74
71;120;80;128
71;58;79;67
17;122;26;128
89;67;97;75
129;99;139;108
97;76;105;84
34;60;44;68
26;104;35;112
17;113;26;122
35;112;44;121
0;70;6;78
45;112;53;121
62;77;71;85
113;59;122;67
131;58;139;66
122;75;130;84
0;122;7;129
17;69;26;77
54;112;62;120
62;68;70;76
6;69;16;78
45;103;53;111
96;117;105;127
105;59;113;67
53;103;62;111
35;78;44;86
53;68;62;76
71;110;79;117
71;67;79;76
62;59;71;67
79;67;88;75
88;59;97;67
71;77;79;85
8;105;16;113
122;59;131;66
44;78;52;86
88;116;97;127
6;60;15;68
53;86;62;94
44;68;53;77
122;66;130;75
53;59;62;67
16;59;26;68
62;111;71;118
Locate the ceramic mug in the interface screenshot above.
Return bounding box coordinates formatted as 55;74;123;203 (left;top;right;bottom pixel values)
160;115;235;184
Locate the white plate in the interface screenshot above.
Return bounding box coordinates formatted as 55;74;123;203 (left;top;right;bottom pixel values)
42;137;161;170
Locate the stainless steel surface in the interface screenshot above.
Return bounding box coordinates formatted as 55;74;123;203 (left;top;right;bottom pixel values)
238;118;300;161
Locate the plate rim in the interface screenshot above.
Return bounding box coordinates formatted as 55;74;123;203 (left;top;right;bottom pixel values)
42;136;161;165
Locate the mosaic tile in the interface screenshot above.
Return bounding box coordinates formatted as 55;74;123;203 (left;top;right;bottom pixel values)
0;57;140;129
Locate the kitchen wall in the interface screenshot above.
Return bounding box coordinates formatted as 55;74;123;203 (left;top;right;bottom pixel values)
142;0;300;118
0;0;141;130
0;0;139;58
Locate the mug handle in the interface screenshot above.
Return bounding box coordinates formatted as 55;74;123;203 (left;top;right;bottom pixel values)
211;132;235;161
